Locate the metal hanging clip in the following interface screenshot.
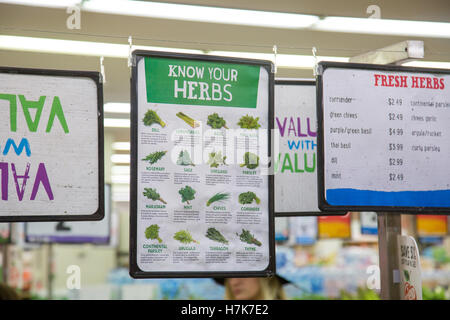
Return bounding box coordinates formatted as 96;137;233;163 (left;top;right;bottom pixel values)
128;36;135;68
272;45;278;74
99;56;106;83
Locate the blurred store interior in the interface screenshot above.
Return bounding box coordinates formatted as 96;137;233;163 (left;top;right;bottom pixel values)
0;0;449;300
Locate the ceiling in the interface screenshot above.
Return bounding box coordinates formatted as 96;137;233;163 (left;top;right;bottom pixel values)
1;0;449;144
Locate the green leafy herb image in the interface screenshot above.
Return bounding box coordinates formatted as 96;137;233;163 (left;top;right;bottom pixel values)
179;185;196;204
145;224;162;243
174;230;199;244
206;227;228;244
143;109;165;127
404;270;410;282
238;191;260;205
142;151;167;164
207;113;228;129
240;152;259;169
143;188;167;204
206;192;230;206
176;150;195;166
207;151;227;168
176;112;200;128
237;229;261;246
237;114;260;129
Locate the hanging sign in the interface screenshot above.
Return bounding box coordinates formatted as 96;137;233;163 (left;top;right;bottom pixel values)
274;217;289;242
317;62;450;213
274;80;322;215
274;80;344;216
25;184;111;244
397;235;422;300
360;212;378;235
289;216;317;245
130;51;275;278
318;213;351;239
0;223;11;244
0;67;104;221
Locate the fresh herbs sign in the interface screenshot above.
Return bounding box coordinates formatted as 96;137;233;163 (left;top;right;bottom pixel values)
144;57;260;108
0;68;103;221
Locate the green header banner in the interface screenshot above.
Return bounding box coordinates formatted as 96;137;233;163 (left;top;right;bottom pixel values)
145;57;260;108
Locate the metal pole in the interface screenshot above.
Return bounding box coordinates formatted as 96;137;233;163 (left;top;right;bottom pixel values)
47;243;53;300
1;244;8;283
377;213;401;300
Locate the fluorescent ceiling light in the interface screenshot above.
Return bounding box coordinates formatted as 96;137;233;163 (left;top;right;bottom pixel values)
0;35;128;58
4;0;319;29
401;61;450;69
0;35;202;58
113;185;130;193
209;51;349;68
111;154;130;164
312;17;450;39
2;1;449;38
104;103;130;114
112;166;130;175
1;35;447;70
112;142;130;151
111;175;130;184
112;192;130;201
0;0;78;7
104;118;130;128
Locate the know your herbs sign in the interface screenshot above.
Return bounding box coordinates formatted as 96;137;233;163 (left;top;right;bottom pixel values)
130;51;275;278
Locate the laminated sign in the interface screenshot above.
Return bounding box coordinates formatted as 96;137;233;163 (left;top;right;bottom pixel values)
397;235;422;300
360;212;378;235
274;80;320;215
0;67;104;222
130;51;275;278
317;62;450;213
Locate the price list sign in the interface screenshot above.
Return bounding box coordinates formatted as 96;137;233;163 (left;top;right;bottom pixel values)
317;62;450;213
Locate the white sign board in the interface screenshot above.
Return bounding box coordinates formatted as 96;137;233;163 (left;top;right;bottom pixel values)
397;235;422;300
318;62;450;212
0;68;103;221
360;212;378;235
25;184;111;244
274;80;321;215
289;216;317;245
130;51;274;278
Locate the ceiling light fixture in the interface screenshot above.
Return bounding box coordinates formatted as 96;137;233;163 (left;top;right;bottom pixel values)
111;154;130;164
104;118;130;128
4;0;319;29
312;16;450;39
0;35;202;58
112;142;131;151
104;103;130;114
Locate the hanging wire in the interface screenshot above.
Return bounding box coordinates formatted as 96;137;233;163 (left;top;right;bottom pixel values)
0;25;448;57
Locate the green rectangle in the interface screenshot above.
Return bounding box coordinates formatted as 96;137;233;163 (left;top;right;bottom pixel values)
145;57;260;108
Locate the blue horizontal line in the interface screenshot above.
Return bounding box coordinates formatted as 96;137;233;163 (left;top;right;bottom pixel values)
326;188;450;207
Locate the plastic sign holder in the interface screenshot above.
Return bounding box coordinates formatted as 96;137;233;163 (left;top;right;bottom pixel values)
129;50;275;278
317;60;450;299
274;79;346;217
317;62;450;213
0;67;104;222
